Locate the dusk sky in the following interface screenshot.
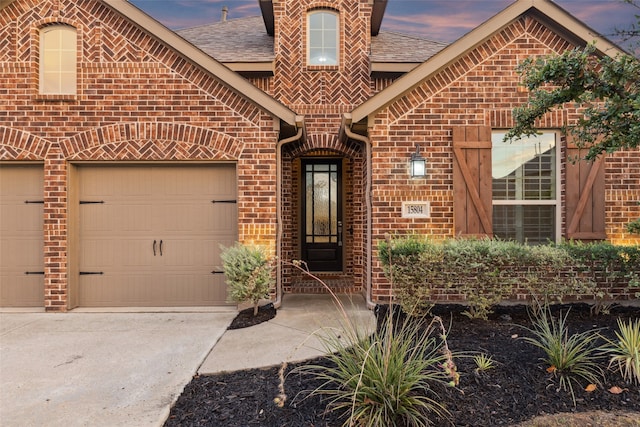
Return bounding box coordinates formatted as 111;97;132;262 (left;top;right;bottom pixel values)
129;0;637;49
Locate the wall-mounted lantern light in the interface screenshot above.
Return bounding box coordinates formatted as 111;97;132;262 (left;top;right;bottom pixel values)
410;144;426;178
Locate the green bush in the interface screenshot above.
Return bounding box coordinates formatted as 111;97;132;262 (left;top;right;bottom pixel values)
379;236;592;320
378;235;443;316
560;240;640;301
220;243;274;316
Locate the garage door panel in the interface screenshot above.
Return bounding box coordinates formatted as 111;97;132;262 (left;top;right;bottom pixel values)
1;237;44;267
0;165;44;307
78;164;236;307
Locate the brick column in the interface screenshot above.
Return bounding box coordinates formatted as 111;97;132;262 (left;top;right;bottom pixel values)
43;151;68;311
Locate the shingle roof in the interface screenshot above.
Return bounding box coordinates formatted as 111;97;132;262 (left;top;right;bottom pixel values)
177;16;275;62
177;16;447;64
371;32;447;63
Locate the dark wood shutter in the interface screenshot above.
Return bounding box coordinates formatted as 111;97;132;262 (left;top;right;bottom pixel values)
453;126;493;237
566;139;606;240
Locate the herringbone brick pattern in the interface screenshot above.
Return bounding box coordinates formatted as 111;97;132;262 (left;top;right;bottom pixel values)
63;122;239;160
273;0;371;107
0;127;49;160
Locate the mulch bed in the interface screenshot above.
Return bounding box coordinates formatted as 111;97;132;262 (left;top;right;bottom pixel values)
165;303;639;426
227;303;276;330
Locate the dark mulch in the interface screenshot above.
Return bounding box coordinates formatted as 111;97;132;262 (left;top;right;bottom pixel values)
166;303;639;427
227;303;276;330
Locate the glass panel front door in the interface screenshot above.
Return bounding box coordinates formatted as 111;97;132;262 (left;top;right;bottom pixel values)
302;160;342;271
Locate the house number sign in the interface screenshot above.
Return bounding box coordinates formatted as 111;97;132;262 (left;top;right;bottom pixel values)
402;201;430;218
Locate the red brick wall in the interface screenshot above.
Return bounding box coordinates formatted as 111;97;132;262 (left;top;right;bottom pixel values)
367;15;640;303
0;0;279;310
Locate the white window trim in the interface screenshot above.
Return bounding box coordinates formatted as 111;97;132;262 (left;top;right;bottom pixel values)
306;10;339;66
40;25;77;95
491;131;562;243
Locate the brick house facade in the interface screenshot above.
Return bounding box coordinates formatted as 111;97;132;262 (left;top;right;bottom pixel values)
0;0;638;311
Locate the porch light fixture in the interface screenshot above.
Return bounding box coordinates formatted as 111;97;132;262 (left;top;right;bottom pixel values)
410;144;426;178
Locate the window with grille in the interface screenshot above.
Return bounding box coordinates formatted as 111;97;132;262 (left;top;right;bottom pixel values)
40;25;77;95
307;10;338;66
492;132;560;244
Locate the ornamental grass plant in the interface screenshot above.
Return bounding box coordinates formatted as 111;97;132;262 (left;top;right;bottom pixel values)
603;318;640;385
283;256;457;427
520;307;604;405
294;312;457;427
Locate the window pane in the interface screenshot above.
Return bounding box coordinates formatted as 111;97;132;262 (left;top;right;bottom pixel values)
323;13;337;30
60;51;76;71
492;132;558;244
493;205;556;244
492;133;556;201
307;11;338;66
60;71;77;94
40;25;76;95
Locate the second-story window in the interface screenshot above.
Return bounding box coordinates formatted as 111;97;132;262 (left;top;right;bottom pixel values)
307;10;338;66
40;25;77;95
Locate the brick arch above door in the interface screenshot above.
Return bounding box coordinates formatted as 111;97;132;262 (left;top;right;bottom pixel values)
285;133;363;159
61;122;241;160
0;127;49;160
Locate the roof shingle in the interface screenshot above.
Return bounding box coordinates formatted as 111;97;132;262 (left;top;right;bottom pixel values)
177;16;447;64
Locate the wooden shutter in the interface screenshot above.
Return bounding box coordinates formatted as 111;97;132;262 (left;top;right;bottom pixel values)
566;139;606;240
453;126;493;237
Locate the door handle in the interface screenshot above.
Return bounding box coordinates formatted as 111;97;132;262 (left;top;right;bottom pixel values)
153;240;157;256
159;240;163;256
338;221;343;247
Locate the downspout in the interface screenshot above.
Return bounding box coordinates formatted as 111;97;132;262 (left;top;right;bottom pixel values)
274;117;304;309
341;114;376;310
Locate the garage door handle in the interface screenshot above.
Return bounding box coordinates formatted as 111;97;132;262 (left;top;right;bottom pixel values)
159;240;163;256
153;240;157;256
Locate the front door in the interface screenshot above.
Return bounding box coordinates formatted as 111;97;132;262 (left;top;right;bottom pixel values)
302;160;343;271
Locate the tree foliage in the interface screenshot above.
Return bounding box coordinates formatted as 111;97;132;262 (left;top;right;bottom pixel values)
614;0;640;54
505;44;640;161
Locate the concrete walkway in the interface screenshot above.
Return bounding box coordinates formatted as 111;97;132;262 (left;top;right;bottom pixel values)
200;294;375;374
0;295;374;426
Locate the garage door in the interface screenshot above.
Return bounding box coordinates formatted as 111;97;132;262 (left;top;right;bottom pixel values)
0;164;44;307
78;164;237;307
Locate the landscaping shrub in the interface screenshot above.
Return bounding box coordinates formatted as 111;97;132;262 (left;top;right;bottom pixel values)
378;235;443;316
220;243;275;316
379;236;600;319
560;240;640;302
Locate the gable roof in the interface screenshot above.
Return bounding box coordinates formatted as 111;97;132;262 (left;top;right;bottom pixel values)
347;0;627;127
0;0;300;129
177;16;274;74
101;0;300;129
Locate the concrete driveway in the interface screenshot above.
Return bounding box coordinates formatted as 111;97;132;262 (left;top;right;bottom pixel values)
0;310;235;427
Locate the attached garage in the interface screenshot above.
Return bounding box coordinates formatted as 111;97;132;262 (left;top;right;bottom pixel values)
76;164;237;307
0;164;44;307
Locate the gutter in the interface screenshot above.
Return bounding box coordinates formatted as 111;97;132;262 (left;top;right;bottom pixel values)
273;117;305;309
341;114;376;310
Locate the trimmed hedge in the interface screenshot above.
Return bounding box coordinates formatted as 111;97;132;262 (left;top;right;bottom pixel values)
378;236;639;319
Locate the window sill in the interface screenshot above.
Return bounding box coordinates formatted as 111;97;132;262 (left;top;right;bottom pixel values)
35;94;78;102
306;65;339;72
